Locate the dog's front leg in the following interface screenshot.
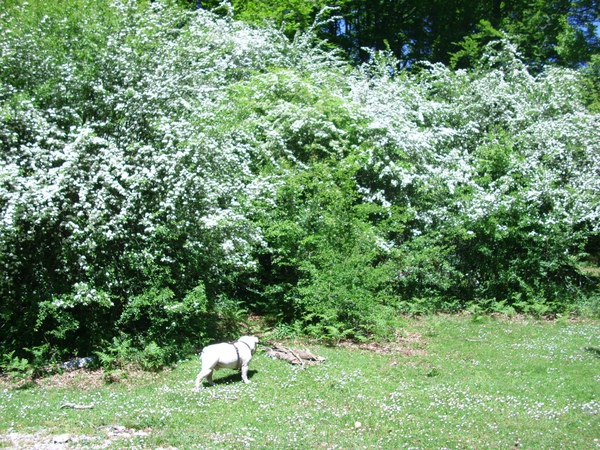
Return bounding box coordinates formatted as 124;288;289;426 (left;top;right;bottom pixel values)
241;365;251;384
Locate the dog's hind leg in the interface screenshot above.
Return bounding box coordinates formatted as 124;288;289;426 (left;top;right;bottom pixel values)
195;367;214;389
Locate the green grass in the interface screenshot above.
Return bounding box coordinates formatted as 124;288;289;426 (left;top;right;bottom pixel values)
1;315;600;449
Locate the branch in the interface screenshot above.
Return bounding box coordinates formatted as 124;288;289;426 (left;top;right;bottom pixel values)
60;403;94;410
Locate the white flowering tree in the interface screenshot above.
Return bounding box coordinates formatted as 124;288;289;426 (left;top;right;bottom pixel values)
351;42;600;315
0;0;332;360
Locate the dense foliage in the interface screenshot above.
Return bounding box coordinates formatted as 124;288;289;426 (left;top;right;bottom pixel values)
197;0;600;68
1;0;599;367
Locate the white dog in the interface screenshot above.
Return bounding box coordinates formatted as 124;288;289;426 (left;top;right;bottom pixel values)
194;336;259;389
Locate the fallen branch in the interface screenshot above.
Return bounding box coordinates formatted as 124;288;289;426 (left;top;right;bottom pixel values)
264;344;325;367
60;403;94;410
287;347;305;369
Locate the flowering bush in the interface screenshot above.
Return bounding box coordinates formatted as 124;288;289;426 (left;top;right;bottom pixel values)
352;42;600;313
0;1;598;362
0;0;299;359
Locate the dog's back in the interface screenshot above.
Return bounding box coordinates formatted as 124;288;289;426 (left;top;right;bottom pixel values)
201;342;239;369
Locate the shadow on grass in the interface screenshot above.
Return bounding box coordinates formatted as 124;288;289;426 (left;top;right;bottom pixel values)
206;369;258;386
583;347;600;358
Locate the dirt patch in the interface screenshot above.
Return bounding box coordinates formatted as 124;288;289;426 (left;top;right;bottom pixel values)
338;331;427;357
38;369;107;391
0;368;164;392
0;426;152;449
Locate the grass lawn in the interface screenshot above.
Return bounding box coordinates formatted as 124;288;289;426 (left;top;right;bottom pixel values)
1;315;599;449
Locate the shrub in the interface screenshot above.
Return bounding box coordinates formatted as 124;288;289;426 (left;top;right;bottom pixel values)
351;42;600;313
1;1;599;364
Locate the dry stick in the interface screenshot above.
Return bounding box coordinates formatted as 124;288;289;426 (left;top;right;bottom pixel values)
286;347;305;369
60;403;94;410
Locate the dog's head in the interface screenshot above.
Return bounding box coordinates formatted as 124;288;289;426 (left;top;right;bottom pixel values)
238;335;259;353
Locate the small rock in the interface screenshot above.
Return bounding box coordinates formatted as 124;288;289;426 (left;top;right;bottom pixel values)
53;434;71;444
61;356;94;371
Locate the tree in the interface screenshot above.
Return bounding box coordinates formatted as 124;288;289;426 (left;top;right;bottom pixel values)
187;0;600;68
